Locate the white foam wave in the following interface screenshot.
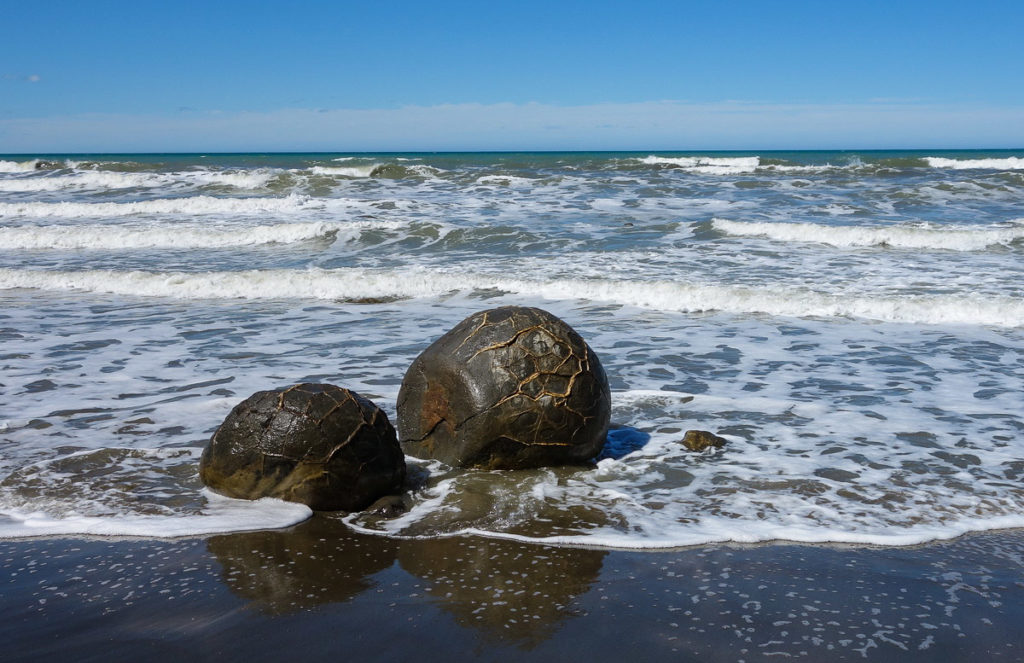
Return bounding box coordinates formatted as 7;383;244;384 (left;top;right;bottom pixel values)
0;490;311;539
0;194;323;218
760;163;846;173
183;169;276;189
712;218;1024;251
0;171;167;192
925;156;1024;170
3;267;1021;327
346;509;1024;550
311;165;379;177
0;169;274;192
0;221;356;250
639;155;760;174
0;159;39;172
475;175;537;186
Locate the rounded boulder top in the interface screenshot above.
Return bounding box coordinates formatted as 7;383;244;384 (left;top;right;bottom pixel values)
200;383;406;511
397;306;611;469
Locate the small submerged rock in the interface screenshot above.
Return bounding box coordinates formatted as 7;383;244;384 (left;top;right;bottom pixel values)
365;494;408;518
680;429;728;452
200;383;406;511
397;306;611;469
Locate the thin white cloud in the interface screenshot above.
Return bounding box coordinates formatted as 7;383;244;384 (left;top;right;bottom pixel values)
2;73;41;83
1;100;1022;152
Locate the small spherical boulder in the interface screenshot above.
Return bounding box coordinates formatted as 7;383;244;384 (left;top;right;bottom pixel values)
397;306;611;469
200;383;405;511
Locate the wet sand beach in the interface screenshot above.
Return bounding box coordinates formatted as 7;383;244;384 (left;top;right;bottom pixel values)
4;518;1023;662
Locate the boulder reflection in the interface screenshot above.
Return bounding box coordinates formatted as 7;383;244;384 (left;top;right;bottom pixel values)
210;518;607;647
206;515;397;614
399;536;606;648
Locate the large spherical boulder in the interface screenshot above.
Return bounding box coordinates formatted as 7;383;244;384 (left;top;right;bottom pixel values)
200;383;405;511
397;306;611;469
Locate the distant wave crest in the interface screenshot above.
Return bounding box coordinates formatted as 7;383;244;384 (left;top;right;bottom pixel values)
638;155;760;174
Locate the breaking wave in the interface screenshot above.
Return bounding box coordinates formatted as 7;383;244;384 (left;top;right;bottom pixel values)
3;267;1021;327
638;155;760;174
0;159;40;173
0;220;369;250
310;163;440;179
310;165;380;177
0;194;336;218
925;156;1024;170
712;218;1024;251
0;169;275;192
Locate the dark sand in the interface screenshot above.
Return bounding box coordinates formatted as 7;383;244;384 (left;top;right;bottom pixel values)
3;516;1023;662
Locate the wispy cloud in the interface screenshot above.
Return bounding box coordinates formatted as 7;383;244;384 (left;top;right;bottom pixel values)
2;73;41;83
1;100;1022;152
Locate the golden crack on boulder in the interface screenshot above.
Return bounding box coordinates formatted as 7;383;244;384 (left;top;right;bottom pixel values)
200;383;406;511
397;306;611;469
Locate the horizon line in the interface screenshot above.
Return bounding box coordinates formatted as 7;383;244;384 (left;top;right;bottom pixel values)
4;147;1024;157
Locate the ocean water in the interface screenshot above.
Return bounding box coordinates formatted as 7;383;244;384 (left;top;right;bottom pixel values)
0;150;1022;549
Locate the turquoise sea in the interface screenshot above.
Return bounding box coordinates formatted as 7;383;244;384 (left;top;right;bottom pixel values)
0;150;1022;548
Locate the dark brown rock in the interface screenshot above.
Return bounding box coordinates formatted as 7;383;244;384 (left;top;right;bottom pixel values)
681;429;728;452
397;306;611;469
365;494;408;518
200;383;405;511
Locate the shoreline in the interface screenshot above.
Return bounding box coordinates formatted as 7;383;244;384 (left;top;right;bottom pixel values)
4;516;1023;662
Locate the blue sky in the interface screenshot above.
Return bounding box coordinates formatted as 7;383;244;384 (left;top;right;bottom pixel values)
2;0;1022;151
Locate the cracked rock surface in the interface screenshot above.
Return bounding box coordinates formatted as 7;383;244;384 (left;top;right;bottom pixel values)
200;383;406;511
397;306;611;469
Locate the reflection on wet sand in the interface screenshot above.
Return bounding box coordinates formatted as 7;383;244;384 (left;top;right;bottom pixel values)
398;536;606;648
209;516;606;647
207;515;398;613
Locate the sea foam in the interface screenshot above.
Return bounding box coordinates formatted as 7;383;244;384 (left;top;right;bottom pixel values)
925;156;1024;170
0;171;166;192
310;165;380;177
712;218;1024;250
0;167;275;191
0;490;311;538
3;267;1021;327
0;194;329;218
639;155;761;174
0;221;359;250
0;159;39;173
